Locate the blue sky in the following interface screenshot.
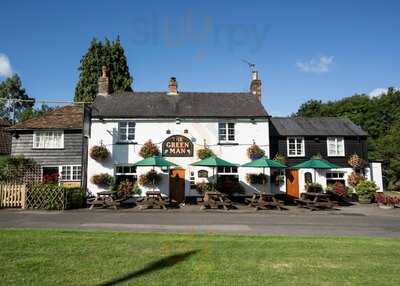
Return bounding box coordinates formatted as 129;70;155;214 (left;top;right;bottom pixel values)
1;0;399;115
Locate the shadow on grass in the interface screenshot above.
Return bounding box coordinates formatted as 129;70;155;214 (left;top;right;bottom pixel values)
96;250;199;286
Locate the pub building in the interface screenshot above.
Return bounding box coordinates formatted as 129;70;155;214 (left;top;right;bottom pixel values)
85;67;383;201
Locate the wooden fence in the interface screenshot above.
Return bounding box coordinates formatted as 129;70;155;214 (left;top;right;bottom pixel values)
0;184;26;209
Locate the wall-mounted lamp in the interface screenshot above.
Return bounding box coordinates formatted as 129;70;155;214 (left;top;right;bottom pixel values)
175;118;181;124
166;129;171;134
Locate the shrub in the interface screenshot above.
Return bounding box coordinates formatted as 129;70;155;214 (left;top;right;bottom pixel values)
306;183;323;193
91;173;113;188
197;148;214;160
139;140;160;158
247;144;265;160
195;182;216;194
376;193;400;206
245;173;268;185
0;155;37;182
138;170;161;188
347;172;365;187
90;145;109;161
355;181;378;200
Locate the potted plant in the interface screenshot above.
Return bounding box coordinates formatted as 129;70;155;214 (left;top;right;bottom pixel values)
197;148;214;160
375;193;400;209
91;173;113;188
139;140;160;158
355;181;378;204
90;145;109;162
247;144;265;160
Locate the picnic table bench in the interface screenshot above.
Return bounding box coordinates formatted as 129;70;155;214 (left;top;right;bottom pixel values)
137;191;167;210
246;192;284;210
295;192;337;211
88;191;121;210
200;191;233;211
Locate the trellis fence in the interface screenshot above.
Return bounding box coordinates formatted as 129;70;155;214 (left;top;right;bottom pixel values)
0;183;85;210
0;184;26;209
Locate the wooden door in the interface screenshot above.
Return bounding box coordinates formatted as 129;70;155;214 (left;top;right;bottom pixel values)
286;169;299;198
169;169;185;203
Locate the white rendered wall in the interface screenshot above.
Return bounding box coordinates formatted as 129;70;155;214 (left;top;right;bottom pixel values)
87;118;270;195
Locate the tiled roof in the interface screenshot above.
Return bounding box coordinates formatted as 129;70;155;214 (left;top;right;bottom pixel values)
9;105;83;130
270;117;368;137
91;91;269;118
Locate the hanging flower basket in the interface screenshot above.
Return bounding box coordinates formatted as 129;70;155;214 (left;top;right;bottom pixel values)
247;144;265;160
90;145;110;162
245;173;268;185
348;154;365;169
139;140;160;158
197;148;214;160
90;173;113;188
138;170;162;188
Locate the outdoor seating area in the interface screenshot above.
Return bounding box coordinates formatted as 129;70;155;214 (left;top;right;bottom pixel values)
245;192;284;210
295;192;337;211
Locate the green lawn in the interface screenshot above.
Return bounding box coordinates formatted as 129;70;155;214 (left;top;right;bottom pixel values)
1;229;399;286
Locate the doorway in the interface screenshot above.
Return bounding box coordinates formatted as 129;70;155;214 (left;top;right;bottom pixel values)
169;169;185;203
286;169;299;198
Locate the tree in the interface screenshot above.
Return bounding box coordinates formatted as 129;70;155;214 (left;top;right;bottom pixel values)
18;105;57;122
0;74;34;122
74;36;133;102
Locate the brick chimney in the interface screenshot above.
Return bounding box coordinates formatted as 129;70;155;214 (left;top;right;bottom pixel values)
167;77;178;95
250;70;262;101
98;66;109;96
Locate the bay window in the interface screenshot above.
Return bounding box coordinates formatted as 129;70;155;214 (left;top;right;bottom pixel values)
287;137;305;157
327;137;345;156
33;131;64;149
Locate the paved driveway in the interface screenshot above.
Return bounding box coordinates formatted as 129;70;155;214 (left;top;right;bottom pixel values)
1;205;400;237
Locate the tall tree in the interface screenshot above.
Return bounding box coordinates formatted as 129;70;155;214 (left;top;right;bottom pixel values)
74;36;133;102
18;104;57;122
0;74;34;122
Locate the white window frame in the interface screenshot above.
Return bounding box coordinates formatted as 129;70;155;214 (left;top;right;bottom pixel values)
327;137;345;157
217;166;238;174
115;165;137;176
118;121;136;143
218;122;236;142
59;165;81;182
287;137;305;157
33;130;64;149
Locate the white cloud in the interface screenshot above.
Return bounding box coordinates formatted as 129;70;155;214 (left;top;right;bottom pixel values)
369;87;399;98
296;55;334;74
0;53;13;78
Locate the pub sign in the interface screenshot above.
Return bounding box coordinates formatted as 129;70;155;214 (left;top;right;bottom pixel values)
162;135;194;157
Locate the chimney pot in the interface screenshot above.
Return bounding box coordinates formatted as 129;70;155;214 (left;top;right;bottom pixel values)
98;66;110;96
168;77;178;95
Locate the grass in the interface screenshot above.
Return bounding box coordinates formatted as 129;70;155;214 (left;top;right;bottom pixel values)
0;229;400;286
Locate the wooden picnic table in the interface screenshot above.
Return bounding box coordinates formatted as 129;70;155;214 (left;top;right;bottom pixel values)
295;192;337;210
137;191;167;210
246;192;284;210
88;191;120;210
200;191;233;211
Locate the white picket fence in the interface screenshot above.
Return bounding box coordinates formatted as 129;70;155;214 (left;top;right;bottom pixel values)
0;184;26;209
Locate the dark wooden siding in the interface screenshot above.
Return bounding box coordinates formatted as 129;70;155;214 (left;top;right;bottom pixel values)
270;136;368;167
11;130;82;166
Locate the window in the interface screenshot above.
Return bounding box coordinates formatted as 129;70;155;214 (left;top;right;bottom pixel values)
287;137;304;157
218;123;235;142
304;172;313;184
42;166;59;183
326;172;345;179
60;165;81;181
327;137;345;156
189;171;196;189
198;170;208;178
33;131;63;149
118;122;135;142
115;165;137;185
217;166;238;174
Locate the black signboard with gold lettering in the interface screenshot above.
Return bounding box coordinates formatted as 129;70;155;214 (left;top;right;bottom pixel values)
162;135;194;157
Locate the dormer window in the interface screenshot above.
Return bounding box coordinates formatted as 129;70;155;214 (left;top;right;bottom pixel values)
327;137;345;157
287;137;305;157
118;122;135;142
218;123;235;142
